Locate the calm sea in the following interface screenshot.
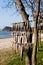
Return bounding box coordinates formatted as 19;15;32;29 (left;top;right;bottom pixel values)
0;31;12;38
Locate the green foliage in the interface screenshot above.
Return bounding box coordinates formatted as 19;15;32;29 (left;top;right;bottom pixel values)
37;42;43;65
8;51;27;65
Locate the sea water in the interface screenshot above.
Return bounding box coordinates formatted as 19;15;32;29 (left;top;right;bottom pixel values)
0;31;12;38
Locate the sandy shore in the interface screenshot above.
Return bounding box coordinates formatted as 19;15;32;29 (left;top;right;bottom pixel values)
0;37;13;49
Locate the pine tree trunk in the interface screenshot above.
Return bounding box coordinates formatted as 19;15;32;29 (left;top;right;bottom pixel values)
32;0;40;65
32;20;38;65
16;0;30;30
16;0;31;65
16;0;28;22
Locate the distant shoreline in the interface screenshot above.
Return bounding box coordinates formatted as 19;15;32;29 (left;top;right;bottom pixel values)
0;36;13;39
0;31;13;39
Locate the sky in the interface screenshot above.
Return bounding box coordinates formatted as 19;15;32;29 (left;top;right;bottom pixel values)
0;0;34;29
0;0;23;29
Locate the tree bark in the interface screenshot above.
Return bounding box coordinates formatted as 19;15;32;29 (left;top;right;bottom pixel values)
16;0;32;65
32;0;40;65
16;0;30;30
16;0;28;21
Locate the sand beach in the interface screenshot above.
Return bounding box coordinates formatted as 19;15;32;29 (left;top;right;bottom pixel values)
0;37;13;49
